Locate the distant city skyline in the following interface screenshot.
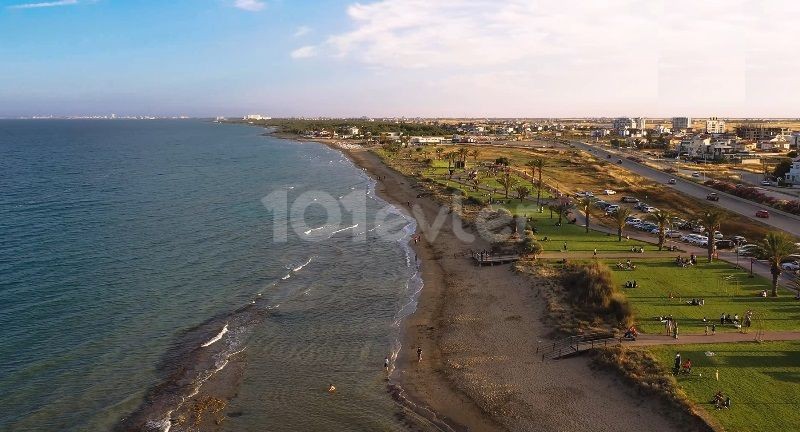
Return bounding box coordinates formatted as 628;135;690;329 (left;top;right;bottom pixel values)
2;0;799;118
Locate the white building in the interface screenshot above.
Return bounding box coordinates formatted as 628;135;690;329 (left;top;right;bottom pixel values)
789;133;800;150
784;157;800;185
244;114;270;121
410;136;444;145
705;117;726;134
672;117;691;131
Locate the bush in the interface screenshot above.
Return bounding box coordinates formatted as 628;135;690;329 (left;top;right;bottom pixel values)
561;262;634;327
465;196;485;206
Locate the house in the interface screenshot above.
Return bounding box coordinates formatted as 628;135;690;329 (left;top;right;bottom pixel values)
735;125;790;141
705;117;726;134
758;136;790;152
379;132;401;142
410;136;444;145
784;157;800;185
788;133;800;150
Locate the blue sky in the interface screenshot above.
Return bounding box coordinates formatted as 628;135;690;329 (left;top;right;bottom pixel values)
2;0;799;118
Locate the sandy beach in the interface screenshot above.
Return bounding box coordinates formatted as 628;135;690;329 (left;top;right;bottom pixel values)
327;142;712;432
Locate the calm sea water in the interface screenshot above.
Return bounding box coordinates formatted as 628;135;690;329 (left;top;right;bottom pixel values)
0;120;420;431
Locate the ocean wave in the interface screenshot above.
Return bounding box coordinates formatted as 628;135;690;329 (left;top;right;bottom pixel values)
293;257;312;272
303;226;326;235
330;223;358;236
200;323;228;348
281;273;291;280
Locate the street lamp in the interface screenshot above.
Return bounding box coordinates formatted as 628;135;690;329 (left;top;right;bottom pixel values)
750;258;755;278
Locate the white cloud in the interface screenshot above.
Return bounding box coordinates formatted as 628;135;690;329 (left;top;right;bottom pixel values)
294;26;312;37
300;0;800;116
8;0;78;9
290;46;317;59
233;0;265;12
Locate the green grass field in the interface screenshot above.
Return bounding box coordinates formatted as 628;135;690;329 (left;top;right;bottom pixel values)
648;342;800;431
606;259;799;334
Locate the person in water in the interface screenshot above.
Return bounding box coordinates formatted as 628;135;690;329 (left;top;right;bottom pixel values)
328;383;336;393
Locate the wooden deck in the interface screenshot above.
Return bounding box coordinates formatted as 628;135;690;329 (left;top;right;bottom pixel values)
471;252;520;266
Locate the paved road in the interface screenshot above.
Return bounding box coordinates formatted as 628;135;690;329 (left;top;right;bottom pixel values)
567;140;800;237
625;331;800;347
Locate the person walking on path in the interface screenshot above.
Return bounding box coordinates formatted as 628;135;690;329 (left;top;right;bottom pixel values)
384;356;390;372
674;353;681;374
563;242;568;252
712;323;716;335
705;324;709;336
593;248;597;257
417;347;422;362
673;321;679;339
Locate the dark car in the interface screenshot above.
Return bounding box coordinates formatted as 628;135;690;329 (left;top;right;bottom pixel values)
715;239;735;249
706;193;719;201
756;209;770;218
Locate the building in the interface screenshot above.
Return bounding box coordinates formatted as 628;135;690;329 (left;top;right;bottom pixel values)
736;125;791;141
705;117;726;134
410;136;444;145
790;133;800;150
612;117;646;136
244;114;270;121
672;117;691;131
379;132;401;142
784;157;800;185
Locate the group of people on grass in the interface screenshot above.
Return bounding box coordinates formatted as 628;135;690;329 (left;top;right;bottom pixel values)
616;259;637;270
624;280;638;288
712;390;732;410
662;315;680;338
675;254;697;267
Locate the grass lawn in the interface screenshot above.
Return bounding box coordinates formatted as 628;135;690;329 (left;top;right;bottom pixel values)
606;259;800;334
648;341;800;432
499;201;657;253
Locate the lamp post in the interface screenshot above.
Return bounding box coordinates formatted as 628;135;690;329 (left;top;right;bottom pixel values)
750;258;755;278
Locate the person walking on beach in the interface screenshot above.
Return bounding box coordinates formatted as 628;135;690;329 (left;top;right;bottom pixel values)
384;356;390;372
417;347;422;362
563;242;568;252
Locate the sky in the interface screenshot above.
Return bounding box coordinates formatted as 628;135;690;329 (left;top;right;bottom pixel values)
1;0;799;118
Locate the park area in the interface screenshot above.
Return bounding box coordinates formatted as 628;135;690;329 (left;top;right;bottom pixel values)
648;341;800;431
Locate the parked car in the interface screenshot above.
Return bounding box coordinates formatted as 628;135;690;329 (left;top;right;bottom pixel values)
605;205;620;213
761;180;772;186
692;225;706;233
706;193;719;201
756;209;770;218
781;261;800;272
594;200;609;209
665;230;682;238
643;206;659;213
621;196;639;203
626;218;642;225
668;178;677;185
603;189;616;195
713;231;724;240
716;239;735;249
736;244;761;256
732;235;747;245
692;172;701;178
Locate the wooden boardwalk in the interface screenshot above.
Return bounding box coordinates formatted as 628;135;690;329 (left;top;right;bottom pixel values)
471;252;520;266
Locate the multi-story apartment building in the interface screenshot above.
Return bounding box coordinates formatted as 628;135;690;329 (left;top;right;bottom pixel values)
672;117;691;131
705;117;726;134
612;117;646;136
735;125;791;141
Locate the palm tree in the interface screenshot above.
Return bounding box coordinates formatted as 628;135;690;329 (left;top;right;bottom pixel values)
648;210;671;251
533;158;545;206
553;196;572;226
524;160;537;190
514;185;530;200
457;147;470;165
612;207;632;241
434;146;444;160
497;172;518;198
758;231;798;297
469;148;481;162
698;210;724;262
578;196;593;233
445;151;458;178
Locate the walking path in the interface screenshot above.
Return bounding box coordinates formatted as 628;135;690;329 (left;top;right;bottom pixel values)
625;331;800;347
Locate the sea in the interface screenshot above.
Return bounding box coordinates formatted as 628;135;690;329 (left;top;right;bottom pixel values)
0;120;423;431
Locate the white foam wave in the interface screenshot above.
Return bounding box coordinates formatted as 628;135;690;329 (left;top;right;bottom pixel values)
304;226;326;235
281;274;291;280
201;324;228;348
330;224;358;235
293;257;313;272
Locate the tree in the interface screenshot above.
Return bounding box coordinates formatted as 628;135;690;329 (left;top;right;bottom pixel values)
445;151;458;178
457;147;470;165
648;210;671;251
496;172;518;198
434;146;444;160
469;148;481;162
495;157;510;166
521;230;543;259
514;185;530;200
524;160;538;190
578;196;593;233
698;210;724;262
758;231;798;297
773;158;793;179
553;196;573;226
612;207;632;241
533;158;545;206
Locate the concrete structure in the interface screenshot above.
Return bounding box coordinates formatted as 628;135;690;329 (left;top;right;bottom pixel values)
735;125;790;141
705;117;726;134
612;117;646;136
410;136;444;145
790;133;800;150
379;132;402;142
672;117;691;131
244;114;270;121
784;157;800;185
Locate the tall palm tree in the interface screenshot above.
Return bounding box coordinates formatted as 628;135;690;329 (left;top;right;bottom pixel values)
533;158;545;206
524;160;537;190
445;151;458;178
497;172;518;198
612;207;633;241
469;148;481;162
553;196;572;226
457;147;470;165
578;196;593;233
434;146;444;160
698;210;724;262
758;231;798;297
648;210;671;251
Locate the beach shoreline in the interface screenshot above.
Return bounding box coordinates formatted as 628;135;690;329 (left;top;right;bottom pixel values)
265;130;711;432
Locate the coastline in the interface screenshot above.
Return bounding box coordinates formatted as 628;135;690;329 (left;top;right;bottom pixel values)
266;130;711;432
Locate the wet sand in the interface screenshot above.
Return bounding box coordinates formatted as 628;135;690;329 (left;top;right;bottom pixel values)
335;144;710;432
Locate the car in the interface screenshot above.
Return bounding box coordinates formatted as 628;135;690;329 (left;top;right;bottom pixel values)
692;225;706;233
716;239;735;249
761;180;772;186
665;230;682;238
626;218;642;225
603;189;616;195
594;200;609;209
781;261;800;272
643;206;659;213
621;196;639;203
692;172;701;178
756;209;770;218
706;193;719;201
617;159;623;164
736;244;761;256
732;235;747;245
667;178;677;185
605;205;620;213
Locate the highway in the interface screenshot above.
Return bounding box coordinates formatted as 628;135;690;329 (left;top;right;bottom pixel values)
567;140;800;238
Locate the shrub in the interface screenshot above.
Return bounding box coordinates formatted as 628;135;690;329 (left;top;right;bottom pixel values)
562;261;616;307
465;196;485;206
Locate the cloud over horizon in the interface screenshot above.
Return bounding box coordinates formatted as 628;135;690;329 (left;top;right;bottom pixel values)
233;0;265;12
8;0;78;9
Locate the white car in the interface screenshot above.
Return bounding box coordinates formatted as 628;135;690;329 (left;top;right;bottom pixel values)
713;231;724;240
692;225;706;233
626;218;642;225
603;189;617;195
605;205;620;213
781;261;800;271
665;230;682;238
643;206;659;213
761;180;772;186
692;172;701;178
